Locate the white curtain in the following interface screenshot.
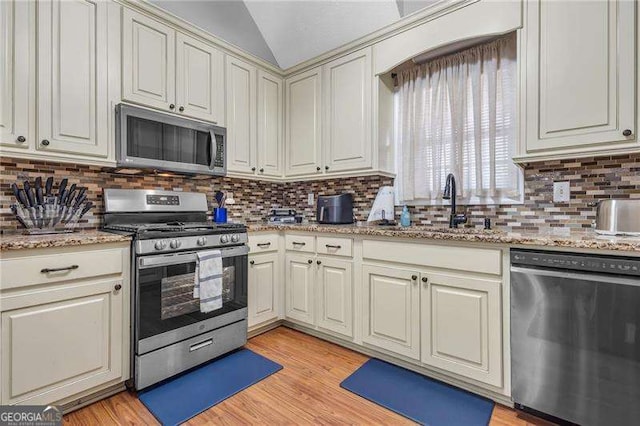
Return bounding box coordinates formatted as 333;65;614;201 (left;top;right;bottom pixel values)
394;33;521;205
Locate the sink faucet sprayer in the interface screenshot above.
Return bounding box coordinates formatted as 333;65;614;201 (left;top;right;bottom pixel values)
442;173;467;228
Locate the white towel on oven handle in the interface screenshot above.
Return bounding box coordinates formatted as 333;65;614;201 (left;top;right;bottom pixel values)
193;249;223;313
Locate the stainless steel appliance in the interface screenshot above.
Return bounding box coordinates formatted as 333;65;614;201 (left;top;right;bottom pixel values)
596;199;640;236
115;104;226;176
103;189;248;390
268;208;300;224
511;250;640;425
316;194;354;224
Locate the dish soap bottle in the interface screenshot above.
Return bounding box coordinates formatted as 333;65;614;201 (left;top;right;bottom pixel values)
400;205;411;227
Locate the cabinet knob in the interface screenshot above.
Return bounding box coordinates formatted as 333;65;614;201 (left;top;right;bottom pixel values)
251;167;256;172
16;136;26;143
250;260;255;265
308;259;313;264
114;284;122;291
623;129;633;137
169;104;175;110
325;166;329;171
179;106;185;112
41;139;50;146
421;277;428;283
317;260;322;265
316;166;321;171
411;275;417;281
259;168;264;173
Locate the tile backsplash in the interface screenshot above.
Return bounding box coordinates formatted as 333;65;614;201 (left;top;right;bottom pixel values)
1;153;639;233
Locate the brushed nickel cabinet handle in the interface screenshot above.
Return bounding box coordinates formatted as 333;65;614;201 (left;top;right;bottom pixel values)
41;265;78;273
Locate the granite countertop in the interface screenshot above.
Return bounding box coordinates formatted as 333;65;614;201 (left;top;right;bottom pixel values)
247;223;640;253
0;230;131;251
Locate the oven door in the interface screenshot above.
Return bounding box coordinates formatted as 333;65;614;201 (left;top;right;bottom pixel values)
135;245;248;355
116;103;226;176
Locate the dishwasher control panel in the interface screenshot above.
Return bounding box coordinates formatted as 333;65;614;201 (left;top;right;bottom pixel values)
511;250;640;277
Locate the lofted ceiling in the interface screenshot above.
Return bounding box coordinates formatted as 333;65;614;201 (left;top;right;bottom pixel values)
150;0;440;70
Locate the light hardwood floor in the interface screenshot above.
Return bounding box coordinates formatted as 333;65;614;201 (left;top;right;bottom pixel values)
64;327;551;425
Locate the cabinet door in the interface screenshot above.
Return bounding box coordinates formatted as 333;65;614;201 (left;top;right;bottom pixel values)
285;67;323;176
122;8;175;112
525;0;636;152
37;0;108;157
323;48;372;172
0;0;32;150
362;265;420;360
1;279;123;405
226;56;257;174
248;253;280;328
421;272;502;387
285;253;315;326
175;32;224;124
257;70;283;177
317;257;353;338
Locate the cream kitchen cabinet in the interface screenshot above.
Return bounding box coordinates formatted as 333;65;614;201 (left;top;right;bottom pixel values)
285;67;323;176
226;56;257;175
519;0;637;160
316;257;353;338
257;70;284;178
361;264;421;360
37;0;109;157
323;48;372;173
0;0;33;150
248;252;280;328
0;243;130;406
421;271;503;387
122;8;223;124
285;253;316;326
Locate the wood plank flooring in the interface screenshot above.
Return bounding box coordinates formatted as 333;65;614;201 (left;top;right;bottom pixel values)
64;327;551;425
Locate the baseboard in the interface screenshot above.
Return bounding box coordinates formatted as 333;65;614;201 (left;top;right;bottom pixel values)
248;319;284;339
59;382;127;414
281;322;514;408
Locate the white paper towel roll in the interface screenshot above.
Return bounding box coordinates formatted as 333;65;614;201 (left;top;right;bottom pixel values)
367;186;395;222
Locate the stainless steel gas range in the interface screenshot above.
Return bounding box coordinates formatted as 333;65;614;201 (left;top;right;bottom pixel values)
102;189;248;390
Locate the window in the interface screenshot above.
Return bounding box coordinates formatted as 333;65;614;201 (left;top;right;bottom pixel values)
394;33;522;205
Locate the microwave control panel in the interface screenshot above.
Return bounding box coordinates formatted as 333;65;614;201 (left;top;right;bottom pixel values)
213;137;225;168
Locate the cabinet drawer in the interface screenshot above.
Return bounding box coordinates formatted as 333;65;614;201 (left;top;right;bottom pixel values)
1;248;124;290
248;233;279;253
363;240;502;276
316;236;352;258
285;234;315;253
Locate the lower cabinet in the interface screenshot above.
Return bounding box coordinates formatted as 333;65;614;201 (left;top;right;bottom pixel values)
248;253;280;327
421;272;503;387
316;257;353;338
361;265;421;360
285;253;316;325
1;279;124;405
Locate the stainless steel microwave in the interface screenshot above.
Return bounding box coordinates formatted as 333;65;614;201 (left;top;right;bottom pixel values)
115;104;226;176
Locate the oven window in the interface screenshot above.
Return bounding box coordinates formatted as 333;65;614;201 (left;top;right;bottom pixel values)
137;256;247;341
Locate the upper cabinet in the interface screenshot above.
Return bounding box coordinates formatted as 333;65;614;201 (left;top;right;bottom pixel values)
257;70;284;177
122;8;224;124
37;0;109;157
323;48;372;173
285;48;374;178
519;0;637;160
285;67;323;176
0;0;32;150
226;56;257;174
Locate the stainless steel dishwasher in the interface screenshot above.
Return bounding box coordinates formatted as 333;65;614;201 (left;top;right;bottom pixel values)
511;250;640;426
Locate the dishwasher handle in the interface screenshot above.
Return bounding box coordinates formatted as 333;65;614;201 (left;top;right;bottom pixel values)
511;266;640;287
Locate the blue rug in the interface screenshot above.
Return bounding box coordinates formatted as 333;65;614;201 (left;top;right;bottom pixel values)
139;348;282;425
341;359;494;426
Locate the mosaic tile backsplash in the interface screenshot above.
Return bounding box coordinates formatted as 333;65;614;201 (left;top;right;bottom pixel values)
1;153;639;233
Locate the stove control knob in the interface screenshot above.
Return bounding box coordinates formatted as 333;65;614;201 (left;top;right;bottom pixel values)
197;237;207;246
169;240;181;249
231;234;240;243
155;240;167;250
220;235;229;244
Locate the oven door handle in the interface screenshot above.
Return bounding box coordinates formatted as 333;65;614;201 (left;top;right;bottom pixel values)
138;246;249;269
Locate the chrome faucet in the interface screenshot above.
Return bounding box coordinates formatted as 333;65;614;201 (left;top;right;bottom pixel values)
442;173;467;228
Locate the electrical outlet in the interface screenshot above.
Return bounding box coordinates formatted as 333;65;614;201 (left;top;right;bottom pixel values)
307;193;314;205
553;181;570;203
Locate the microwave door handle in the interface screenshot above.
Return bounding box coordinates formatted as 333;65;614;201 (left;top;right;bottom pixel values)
209;130;217;170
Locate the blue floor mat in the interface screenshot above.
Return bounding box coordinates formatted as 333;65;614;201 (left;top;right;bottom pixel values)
138;348;282;425
341;359;494;426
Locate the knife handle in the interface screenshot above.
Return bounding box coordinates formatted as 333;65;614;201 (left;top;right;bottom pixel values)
73;193;87;209
45;177;53;196
36;187;44;205
35;176;42;188
25;188;36;207
16;189;29;208
79;202;94;217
